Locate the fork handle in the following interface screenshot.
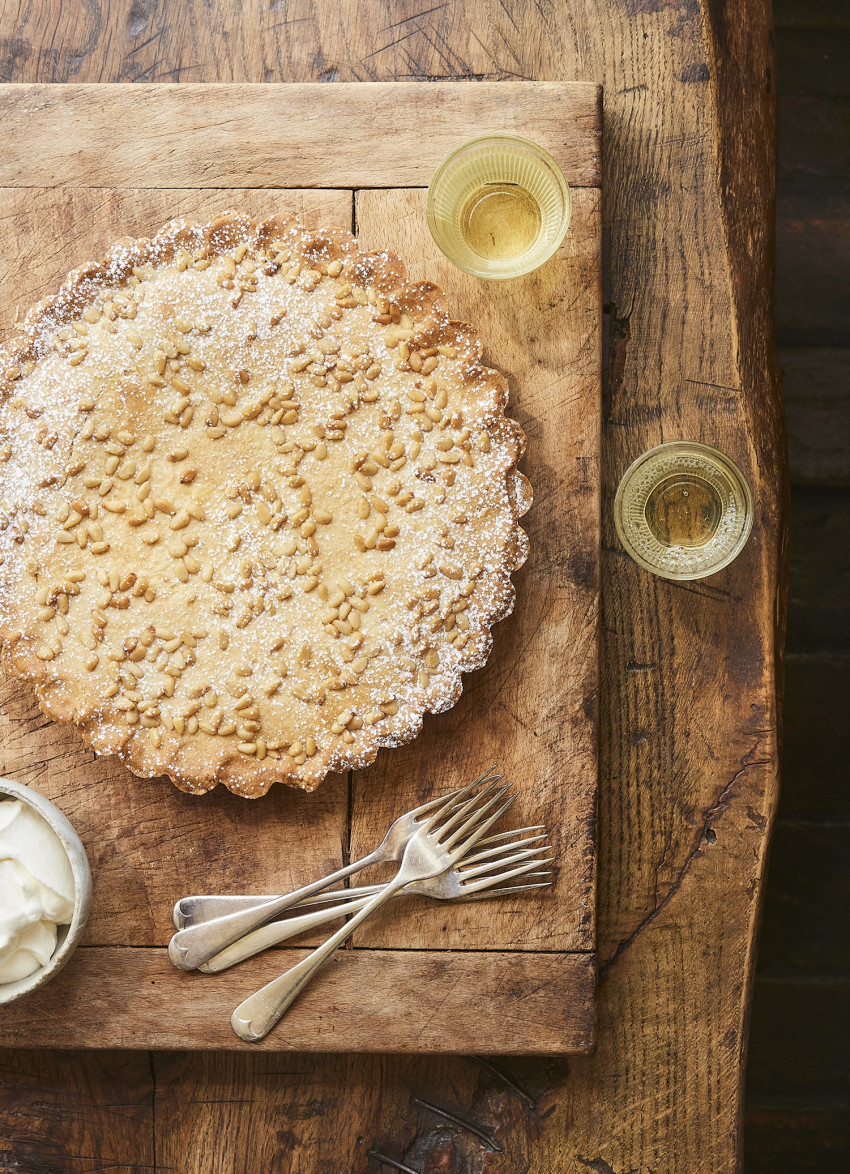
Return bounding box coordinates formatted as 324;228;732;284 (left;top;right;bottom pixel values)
168;849;384;971
200;893;377;973
231;879;403;1041
174;885;382;930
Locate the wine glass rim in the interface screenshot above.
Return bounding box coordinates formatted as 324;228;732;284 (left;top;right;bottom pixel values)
425;135;571;279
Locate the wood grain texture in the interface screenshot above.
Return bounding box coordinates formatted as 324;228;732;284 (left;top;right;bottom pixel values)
0;82;601;188
0;85;600;1041
0;947;596;1054
351;186;599;952
0;0;784;1172
149;1050;569;1174
0;1050;154;1171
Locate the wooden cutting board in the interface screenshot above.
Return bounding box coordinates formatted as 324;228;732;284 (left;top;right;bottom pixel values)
0;82;600;1053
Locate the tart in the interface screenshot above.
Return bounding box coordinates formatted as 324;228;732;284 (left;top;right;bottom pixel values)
0;213;530;795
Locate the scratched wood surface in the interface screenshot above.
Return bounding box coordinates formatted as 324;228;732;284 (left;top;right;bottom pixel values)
0;1;784;1172
0;81;601;189
0;948;596;1053
0;82;601;1050
351;186;599;952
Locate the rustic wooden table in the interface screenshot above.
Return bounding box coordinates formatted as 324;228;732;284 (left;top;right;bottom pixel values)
0;2;784;1172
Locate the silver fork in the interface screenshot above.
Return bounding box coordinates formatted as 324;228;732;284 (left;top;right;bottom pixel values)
168;767;503;971
199;833;553;973
173;826;549;929
231;781;518;1041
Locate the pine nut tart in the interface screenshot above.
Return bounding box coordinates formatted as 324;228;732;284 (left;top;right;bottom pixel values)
0;213;531;796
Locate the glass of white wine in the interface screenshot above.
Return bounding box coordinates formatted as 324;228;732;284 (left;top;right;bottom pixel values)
426;134;571;279
614;442;755;581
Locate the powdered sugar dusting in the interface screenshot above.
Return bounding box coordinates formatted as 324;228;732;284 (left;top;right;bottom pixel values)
0;212;529;796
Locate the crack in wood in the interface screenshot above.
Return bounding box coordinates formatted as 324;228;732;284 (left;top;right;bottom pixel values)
472;1056;536;1108
600;754;773;978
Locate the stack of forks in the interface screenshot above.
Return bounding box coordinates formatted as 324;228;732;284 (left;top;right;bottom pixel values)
168;768;553;1042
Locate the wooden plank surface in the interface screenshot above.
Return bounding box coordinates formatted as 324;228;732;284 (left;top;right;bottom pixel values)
351;187;599;952
787;486;850;651
0;947;596;1054
0;1;784;1172
0;82;601;189
0;1051;155;1171
0;83;600;1042
776;187;850;346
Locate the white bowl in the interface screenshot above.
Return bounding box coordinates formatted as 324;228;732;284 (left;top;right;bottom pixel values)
0;777;92;1005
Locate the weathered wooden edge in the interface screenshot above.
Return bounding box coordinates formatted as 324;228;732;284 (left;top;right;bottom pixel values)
0;947;597;1054
0;82;602;189
703;2;786;1169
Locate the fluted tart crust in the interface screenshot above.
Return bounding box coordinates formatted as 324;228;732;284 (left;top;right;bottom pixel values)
0;213;530;795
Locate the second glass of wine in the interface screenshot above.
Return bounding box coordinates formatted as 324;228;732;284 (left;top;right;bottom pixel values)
614;442;755;581
426;134;572;279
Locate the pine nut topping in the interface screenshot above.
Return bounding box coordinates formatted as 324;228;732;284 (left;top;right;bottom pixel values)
0;214;526;795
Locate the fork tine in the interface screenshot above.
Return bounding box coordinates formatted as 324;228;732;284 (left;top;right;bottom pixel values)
457;849;551;878
458;845;552;880
436;784;513;847
448;792;518;856
477;824;547;846
407;785;465;818
417;775;498;832
446;767;503;807
460;878;553;901
408;767;504;820
464;869;553;888
458;858;555;894
421;777;506;837
466;867;552;883
462;833;549;866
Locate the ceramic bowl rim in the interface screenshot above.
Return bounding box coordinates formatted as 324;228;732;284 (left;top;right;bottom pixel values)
0;776;91;1005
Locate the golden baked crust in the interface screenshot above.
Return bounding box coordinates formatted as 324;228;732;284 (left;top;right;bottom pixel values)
0;213;530;795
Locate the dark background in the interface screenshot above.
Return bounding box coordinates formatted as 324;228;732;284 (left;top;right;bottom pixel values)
744;0;850;1168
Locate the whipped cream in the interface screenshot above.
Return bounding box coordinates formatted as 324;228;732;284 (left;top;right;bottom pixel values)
0;799;75;983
